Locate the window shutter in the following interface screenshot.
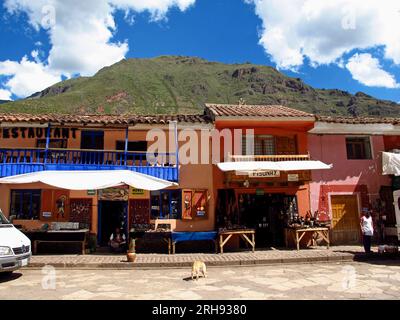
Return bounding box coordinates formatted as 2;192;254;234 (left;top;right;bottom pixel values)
182;189;193;220
192;190;208;218
181;189;209;220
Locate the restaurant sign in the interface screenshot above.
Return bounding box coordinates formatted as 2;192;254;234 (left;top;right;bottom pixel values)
0;127;78;139
248;170;280;178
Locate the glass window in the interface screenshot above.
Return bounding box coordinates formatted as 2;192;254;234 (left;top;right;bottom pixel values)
150;190;181;219
10;190;41;220
346;137;372;160
242;135;275;155
116;141;148;161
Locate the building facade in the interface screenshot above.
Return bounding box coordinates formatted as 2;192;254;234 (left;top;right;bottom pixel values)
309;116;400;244
1;105;399;250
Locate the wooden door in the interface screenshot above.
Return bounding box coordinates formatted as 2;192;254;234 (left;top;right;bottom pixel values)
330;195;360;244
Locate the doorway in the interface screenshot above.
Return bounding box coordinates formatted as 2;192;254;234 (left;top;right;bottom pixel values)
98;201;128;246
330;195;360;244
238;193;293;248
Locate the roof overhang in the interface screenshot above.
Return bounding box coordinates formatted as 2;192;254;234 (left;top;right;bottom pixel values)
0;170;177;191
309;122;400;135
217;160;332;172
214;116;315;122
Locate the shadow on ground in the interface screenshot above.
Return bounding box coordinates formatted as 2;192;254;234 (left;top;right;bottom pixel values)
0;272;22;283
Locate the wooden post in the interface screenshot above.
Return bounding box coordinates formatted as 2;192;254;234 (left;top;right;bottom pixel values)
44;124;51;164
124;126;128;167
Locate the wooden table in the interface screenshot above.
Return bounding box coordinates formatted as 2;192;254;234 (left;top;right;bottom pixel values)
171;232;218;254
26;229;89;255
218;229;255;254
285;227;330;251
130;230;172;254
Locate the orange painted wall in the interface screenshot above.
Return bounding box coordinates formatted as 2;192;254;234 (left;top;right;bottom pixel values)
0;126;216;234
212;119;314;217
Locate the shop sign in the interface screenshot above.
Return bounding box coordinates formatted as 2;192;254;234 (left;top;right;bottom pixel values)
0;127;78;139
256;189;265;196
131;188;145;195
42;212;52;218
287;174;299;182
87;190;96;196
98;187;129;201
249;170;280;178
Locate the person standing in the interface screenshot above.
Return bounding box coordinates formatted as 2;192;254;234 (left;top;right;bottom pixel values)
360;210;374;253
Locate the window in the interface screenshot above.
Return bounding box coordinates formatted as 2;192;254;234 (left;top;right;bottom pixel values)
10;190;41;220
150;190;181;219
116;141;148;160
242;135;275;155
37;139;67;149
346;137;372;160
81;131;104;150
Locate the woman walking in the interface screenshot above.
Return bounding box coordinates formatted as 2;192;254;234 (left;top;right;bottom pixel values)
360;210;374;253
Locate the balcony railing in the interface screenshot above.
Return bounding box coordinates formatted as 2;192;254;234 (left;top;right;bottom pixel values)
0;148;178;181
228;154;310;162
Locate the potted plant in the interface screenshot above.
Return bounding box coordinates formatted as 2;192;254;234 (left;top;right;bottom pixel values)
126;238;136;263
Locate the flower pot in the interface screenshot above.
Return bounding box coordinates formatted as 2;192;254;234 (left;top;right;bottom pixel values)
126;252;136;263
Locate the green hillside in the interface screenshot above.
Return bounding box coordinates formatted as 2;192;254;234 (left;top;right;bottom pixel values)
0;56;398;116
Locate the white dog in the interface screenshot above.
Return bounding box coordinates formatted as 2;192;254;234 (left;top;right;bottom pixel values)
191;261;207;281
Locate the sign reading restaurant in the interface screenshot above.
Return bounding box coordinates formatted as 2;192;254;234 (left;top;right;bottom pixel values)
0;127;78;139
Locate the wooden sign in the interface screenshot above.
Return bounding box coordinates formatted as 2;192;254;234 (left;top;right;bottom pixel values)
248;170;280;178
98;187;129;201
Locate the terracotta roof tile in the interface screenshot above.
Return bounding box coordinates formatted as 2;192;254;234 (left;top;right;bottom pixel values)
315;115;400;125
0;113;211;125
205;103;314;118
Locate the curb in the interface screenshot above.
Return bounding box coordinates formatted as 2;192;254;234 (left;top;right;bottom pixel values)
25;254;365;270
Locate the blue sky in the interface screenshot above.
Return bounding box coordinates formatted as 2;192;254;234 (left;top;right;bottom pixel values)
0;0;399;104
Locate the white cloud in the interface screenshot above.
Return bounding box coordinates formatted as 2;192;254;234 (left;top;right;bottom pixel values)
0;56;62;97
346;53;399;89
247;0;400;72
1;0;195;98
0;89;12;100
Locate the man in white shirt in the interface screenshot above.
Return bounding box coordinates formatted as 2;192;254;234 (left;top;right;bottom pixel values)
360;210;374;253
109;227;126;253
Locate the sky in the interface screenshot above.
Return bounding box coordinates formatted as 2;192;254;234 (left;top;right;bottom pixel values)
0;0;399;104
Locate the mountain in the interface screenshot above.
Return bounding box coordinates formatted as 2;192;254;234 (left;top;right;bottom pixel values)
0;56;399;116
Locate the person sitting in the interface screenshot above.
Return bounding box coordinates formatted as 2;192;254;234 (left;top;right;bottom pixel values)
109;227;126;253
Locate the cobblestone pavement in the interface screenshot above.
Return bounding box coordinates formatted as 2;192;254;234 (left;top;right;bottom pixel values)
27;246;378;268
1;261;400;300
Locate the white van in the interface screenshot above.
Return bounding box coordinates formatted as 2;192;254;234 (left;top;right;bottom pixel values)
0;210;31;274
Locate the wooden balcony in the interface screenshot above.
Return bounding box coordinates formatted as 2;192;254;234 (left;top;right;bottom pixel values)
0;148;178;182
227;154;310;162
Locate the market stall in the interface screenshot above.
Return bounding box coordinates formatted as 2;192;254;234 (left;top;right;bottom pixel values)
23;222;90;254
130;224;172;254
285;227;330;251
171;231;218;254
218;229;255;253
284;210;330;250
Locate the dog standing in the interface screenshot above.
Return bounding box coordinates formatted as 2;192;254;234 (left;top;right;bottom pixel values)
191;261;207;281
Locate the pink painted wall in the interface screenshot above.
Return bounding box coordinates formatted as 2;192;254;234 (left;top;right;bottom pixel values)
308;134;391;219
